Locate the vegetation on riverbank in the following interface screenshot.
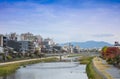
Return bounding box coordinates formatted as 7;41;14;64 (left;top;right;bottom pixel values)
0;63;19;76
79;56;93;64
79;56;103;79
101;46;120;68
86;59;103;79
0;57;58;76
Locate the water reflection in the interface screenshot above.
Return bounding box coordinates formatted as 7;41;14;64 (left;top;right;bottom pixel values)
0;57;88;79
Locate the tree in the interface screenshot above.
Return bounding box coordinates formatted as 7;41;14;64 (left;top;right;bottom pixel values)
34;50;40;56
106;47;120;59
101;46;108;58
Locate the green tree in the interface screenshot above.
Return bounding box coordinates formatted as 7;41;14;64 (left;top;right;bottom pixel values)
101;46;108;58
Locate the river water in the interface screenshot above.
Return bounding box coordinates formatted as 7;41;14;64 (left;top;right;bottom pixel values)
0;57;88;79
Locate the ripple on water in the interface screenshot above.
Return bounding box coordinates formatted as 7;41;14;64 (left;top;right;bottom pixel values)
1;62;88;79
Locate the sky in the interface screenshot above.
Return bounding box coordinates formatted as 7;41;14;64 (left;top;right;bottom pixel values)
0;0;120;44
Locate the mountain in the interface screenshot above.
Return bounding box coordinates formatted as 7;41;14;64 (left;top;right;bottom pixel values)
60;41;113;48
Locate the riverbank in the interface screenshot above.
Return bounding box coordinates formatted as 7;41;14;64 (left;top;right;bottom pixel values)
0;57;59;76
92;57;112;79
79;56;103;79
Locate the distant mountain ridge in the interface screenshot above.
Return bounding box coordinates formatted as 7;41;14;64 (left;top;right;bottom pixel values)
60;41;113;48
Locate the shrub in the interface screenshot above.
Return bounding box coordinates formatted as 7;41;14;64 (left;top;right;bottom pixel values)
6;55;13;60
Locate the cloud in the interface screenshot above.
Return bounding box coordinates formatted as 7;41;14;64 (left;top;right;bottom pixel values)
0;1;120;43
92;34;114;37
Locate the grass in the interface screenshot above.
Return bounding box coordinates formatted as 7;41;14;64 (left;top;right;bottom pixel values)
0;64;19;76
79;56;103;79
79;56;93;64
0;57;58;76
86;59;103;79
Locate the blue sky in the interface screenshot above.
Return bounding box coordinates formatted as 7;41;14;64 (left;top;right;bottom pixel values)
0;0;120;44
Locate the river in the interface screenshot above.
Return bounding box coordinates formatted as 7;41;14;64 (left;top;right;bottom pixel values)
0;57;88;79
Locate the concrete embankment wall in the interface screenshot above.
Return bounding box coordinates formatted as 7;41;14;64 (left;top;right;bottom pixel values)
92;59;108;79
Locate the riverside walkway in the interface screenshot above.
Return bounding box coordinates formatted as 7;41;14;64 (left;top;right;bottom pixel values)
93;57;120;79
0;54;67;66
0;58;43;66
0;56;59;66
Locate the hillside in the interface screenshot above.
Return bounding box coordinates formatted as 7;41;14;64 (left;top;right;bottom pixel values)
60;41;112;48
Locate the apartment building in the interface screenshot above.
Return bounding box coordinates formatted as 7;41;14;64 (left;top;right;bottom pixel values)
19;41;35;53
0;34;7;47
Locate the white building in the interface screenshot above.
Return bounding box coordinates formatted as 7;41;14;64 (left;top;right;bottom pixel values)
0;46;3;53
44;38;55;46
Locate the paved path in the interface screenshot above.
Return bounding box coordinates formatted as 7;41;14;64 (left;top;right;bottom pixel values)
93;57;120;79
0;58;41;66
93;57;112;79
0;56;58;66
102;60;120;79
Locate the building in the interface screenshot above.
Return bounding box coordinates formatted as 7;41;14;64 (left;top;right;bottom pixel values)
34;35;43;47
7;40;21;52
0;34;7;47
9;33;18;41
69;43;74;53
0;46;3;53
43;38;56;49
114;41;120;46
53;45;62;53
73;46;80;53
62;43;74;53
19;41;35;53
5;33;18;41
20;32;35;41
62;45;69;53
43;38;55;46
41;38;56;53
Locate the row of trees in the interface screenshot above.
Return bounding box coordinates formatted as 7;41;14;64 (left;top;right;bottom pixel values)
0;48;45;62
101;46;120;67
0;45;62;62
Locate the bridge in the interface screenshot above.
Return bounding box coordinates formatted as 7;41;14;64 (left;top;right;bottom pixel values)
45;53;69;61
